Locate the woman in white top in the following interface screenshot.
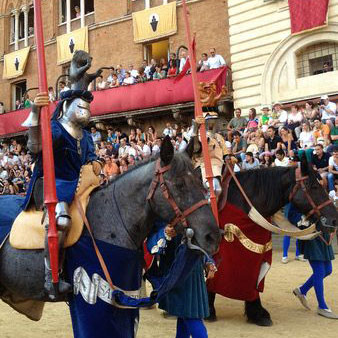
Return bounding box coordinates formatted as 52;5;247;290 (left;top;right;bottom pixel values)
298;121;314;163
287;104;303;138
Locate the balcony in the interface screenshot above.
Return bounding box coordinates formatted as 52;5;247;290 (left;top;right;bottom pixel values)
0;67;231;137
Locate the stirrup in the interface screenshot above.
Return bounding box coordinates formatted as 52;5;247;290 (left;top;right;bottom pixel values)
44;258;72;301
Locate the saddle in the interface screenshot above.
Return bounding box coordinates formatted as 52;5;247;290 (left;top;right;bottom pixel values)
9;164;100;250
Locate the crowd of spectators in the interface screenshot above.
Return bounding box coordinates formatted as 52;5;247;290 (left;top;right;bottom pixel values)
80;47;225;92
226;95;338;200
2;92;338;200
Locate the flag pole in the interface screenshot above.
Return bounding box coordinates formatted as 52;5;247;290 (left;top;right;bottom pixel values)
33;0;59;285
181;0;218;223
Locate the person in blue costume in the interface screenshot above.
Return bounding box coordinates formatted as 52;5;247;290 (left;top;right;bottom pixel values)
285;203;338;319
146;220;216;338
22;90;102;299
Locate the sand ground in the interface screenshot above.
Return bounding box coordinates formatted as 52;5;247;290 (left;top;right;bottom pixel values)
0;251;337;337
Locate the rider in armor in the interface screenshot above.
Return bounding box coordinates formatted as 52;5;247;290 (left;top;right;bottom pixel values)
22;89;102;300
190;111;229;199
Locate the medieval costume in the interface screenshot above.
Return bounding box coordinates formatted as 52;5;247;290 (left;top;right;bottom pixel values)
288;203;337;319
146;220;211;338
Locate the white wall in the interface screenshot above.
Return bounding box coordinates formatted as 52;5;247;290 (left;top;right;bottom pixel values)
228;0;338;113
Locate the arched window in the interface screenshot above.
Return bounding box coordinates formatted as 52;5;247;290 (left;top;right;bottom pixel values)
296;42;338;78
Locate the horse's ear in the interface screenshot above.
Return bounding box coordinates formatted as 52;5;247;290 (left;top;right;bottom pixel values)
300;154;309;176
185;138;194;159
160;135;174;166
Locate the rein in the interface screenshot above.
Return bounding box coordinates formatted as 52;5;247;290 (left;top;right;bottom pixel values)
74;158;209;296
289;167;332;219
147;158;209;229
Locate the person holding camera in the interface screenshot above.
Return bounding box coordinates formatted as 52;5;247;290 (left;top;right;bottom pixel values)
319;95;336;125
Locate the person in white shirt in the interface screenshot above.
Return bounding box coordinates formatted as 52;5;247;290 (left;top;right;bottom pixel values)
327;148;338;198
179;50;187;73
198;53;210;72
319;95;336;124
176;133;187;152
274;149;290;167
118;138;130;158
59;81;70;94
128;140;139;158
299;122;314;149
163;122;174;138
122;72;135;85
128;64;139;79
106;68;115;84
97;75;107;90
137;139;151;159
142;60;151;80
207;48;226;69
152;138;161;156
270;102;288;128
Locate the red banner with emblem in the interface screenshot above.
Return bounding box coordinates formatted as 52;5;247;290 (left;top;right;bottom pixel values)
288;0;329;34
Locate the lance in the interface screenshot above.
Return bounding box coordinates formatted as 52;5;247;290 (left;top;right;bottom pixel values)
181;0;219;224
33;0;59;286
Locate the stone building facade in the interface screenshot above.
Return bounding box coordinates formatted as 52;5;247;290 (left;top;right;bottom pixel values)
0;0;230;118
228;0;338;113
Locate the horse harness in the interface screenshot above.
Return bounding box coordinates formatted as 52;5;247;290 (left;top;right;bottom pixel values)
147;158;209;229
289;167;332;219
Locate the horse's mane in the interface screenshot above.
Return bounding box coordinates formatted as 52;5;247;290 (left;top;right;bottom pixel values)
232;166;296;210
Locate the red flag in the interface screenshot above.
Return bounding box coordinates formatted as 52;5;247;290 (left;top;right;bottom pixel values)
288;0;329;34
173;36;195;83
173;57;191;83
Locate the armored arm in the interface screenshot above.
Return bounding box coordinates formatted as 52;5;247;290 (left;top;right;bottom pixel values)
23;104;42;154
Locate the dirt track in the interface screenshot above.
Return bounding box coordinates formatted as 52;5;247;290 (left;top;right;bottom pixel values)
0;251;337;337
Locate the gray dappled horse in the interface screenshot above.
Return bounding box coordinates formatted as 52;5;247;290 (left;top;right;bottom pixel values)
0;138;221;337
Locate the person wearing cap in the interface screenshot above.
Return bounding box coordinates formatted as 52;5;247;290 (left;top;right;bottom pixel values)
270;102;288;128
190;111;228;198
258;106;271;132
319;95;336;125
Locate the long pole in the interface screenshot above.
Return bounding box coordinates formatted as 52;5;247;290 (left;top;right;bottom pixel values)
181;0;218;223
34;0;59;285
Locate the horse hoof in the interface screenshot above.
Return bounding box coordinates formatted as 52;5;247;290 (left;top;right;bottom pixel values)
248;317;273;327
205;313;217;322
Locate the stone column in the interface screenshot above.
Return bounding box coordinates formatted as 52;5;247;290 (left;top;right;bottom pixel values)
163;0;168;4
22;5;29;47
145;0;150;9
66;0;71;33
14;9;19;50
80;0;85;27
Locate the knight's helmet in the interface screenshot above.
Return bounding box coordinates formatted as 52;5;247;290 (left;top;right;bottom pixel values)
203;111;219;133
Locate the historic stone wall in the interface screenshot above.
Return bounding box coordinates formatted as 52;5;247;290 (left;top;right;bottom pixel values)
0;0;229;117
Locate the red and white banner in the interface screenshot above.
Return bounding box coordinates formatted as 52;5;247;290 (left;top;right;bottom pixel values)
288;0;329;34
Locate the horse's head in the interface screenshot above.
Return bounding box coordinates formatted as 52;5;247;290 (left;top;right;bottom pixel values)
148;137;221;255
290;157;337;233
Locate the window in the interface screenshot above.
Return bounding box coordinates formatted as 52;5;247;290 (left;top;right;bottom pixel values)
18;11;24;40
9;6;34;47
10;14;15;43
11;80;27;110
28;6;34;36
297;42;338;78
60;0;94;23
144;39;169;64
70;0;80;20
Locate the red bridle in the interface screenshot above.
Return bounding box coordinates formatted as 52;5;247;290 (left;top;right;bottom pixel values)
289;167;333;219
147;159;209;228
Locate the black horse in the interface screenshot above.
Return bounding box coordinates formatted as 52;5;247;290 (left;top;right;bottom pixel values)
208;157;337;326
